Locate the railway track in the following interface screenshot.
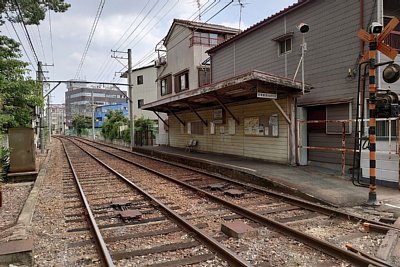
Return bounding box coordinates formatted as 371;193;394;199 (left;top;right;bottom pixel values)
60;136;398;266
60;137;251;266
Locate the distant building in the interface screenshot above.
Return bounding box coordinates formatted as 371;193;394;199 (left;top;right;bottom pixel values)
94;103;129;128
48;104;65;134
122;64;168;144
65;80;127;128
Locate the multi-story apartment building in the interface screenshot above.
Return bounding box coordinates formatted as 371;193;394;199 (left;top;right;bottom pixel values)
94;103;128;128
48;104;65;134
65;80;127;128
143;1;400;187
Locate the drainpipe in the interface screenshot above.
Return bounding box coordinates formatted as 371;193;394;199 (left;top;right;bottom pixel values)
360;0;364;55
376;0;383;90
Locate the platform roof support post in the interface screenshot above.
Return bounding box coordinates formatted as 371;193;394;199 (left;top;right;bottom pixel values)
288;96;297;166
187;104;207;126
214;95;239;125
153;111;169;127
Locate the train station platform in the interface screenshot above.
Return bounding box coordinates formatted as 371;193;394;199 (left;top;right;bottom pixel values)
133;145;400;214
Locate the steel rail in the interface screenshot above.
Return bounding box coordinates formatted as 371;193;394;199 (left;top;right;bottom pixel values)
64;137;252;267
71;137;389;267
75;137;399;231
60;139;115;267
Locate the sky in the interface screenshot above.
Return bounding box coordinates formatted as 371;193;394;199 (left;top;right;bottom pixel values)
1;0;298;104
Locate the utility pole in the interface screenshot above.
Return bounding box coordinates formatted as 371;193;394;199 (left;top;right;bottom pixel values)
127;49;135;150
92;90;95;140
37;61;45;153
47;94;51;143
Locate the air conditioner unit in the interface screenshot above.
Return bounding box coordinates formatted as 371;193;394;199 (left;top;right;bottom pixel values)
159;56;166;65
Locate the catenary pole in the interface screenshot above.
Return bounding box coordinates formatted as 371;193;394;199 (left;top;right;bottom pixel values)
127;49;135;150
38;61;45;153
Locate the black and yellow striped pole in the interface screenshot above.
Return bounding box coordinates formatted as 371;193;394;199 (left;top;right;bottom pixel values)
366;34;379;206
358;17;399;206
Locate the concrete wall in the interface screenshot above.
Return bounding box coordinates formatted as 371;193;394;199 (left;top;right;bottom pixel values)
168;99;289;163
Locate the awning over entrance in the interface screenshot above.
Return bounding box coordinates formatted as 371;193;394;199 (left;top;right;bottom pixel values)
141;70;312;114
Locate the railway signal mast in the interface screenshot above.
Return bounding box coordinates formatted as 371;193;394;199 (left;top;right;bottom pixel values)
358;17;400;206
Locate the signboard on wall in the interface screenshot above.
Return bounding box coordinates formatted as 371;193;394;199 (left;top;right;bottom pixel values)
213;109;226;124
257;92;277;99
244;114;279;137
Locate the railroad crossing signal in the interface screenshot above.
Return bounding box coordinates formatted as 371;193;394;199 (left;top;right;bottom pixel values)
358;17;399;62
357;17;400;206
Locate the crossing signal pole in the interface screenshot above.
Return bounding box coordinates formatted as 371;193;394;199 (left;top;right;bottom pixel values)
358;17;399;206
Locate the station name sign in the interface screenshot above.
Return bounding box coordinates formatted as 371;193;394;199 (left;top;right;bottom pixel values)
257;92;277;99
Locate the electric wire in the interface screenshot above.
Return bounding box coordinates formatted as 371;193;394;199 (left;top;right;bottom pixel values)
103;0;222;83
129;0;224;72
75;0;105;79
108;0;216;79
94;0;153;81
97;0;165;81
13;0;40;64
4;20;36;72
115;0;161;51
48;9;55;66
112;0;152;50
120;0;170;51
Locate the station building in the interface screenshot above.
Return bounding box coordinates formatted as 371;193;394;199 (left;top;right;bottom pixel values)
142;0;400;187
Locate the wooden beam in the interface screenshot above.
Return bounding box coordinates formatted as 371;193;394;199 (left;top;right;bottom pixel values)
187;104;207;126
153;111;169;127
272;99;291;124
168;109;185;126
213;95;240;125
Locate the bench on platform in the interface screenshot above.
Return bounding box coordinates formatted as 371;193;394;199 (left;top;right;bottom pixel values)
185;139;198;152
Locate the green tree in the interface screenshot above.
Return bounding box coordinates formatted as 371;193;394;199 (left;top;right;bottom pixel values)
101;110;129;141
71;114;91;136
0;35;42;132
0;0;70;25
135;116;156;133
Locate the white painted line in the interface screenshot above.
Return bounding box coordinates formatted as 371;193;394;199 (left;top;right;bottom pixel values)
384;203;400;209
197;158;256;172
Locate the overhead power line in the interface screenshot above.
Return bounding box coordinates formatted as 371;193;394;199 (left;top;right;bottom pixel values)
13;0;40;64
75;0;106;79
5;20;36;72
48;9;55;66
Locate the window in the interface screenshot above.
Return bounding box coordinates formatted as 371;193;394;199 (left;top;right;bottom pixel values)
138;99;144;108
191;121;204;135
190;32;223;46
174;71;189;93
137;75;143;85
160;75;172;96
279;38;292;54
198;68;211;87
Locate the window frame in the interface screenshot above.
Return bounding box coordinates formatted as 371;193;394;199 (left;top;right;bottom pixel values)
137;99;144;108
160;75;172;96
278;38;292;55
137;75;143;85
174;70;189;93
